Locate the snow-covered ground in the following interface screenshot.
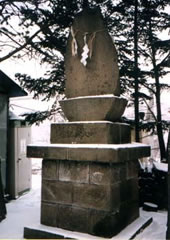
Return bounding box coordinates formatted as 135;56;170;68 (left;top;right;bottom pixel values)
0;174;41;239
0;159;167;239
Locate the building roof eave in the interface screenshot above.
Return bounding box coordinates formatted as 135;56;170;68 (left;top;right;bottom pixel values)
0;70;27;97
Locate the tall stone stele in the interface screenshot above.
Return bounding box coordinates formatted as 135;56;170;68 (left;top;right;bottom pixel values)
27;8;150;238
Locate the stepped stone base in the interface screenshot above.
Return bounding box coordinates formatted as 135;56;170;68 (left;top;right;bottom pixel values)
24;215;153;239
50;121;130;144
27;142;150;238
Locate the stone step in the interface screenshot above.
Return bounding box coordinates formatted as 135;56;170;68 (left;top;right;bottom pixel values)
27;143;150;163
50;121;130;144
24;215;153;239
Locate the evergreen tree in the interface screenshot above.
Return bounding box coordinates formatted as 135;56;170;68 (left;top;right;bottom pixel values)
139;0;170;160
0;0;169;161
0;0;136;122
108;0;170;159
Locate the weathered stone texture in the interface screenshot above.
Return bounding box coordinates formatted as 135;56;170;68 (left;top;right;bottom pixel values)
41;203;58;227
38;153;150;237
27;143;150;163
51;122;130;144
120;178;139;203
89;209;121;237
59;161;89;183
42;159;58;180
59;96;127;122
57;204;89;233
41;201;139;238
41;159;138;214
89;162;122;185
119;200;139;226
65;8;120;98
42;180;73;204
73;183;118;211
127;160;139;179
128;145;150;160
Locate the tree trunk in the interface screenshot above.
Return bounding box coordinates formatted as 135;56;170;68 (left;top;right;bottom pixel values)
149;20;166;161
166;128;170;239
134;0;140;142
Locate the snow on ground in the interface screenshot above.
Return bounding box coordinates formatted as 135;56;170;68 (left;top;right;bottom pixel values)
0;160;168;239
136;210;167;240
0;174;41;239
0;159;42;239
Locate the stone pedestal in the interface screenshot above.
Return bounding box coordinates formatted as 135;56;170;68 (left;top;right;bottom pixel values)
27;127;150;238
26;7;150;238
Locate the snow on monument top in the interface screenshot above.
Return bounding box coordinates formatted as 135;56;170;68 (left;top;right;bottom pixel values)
65;8;120;98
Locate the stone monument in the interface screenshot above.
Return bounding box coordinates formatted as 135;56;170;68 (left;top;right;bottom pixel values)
27;8;150;238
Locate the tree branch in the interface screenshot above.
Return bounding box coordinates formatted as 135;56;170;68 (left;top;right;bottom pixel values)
157;52;170;68
142;97;157;122
0;27;42;62
0;28;22;47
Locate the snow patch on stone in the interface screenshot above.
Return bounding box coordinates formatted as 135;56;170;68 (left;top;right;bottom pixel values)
28;142;149;150
60;94;127;101
51;121;129;126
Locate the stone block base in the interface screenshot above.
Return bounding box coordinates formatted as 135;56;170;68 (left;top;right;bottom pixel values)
27;143;150;238
41;201;139;238
40;158;140;237
24;215;153;239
